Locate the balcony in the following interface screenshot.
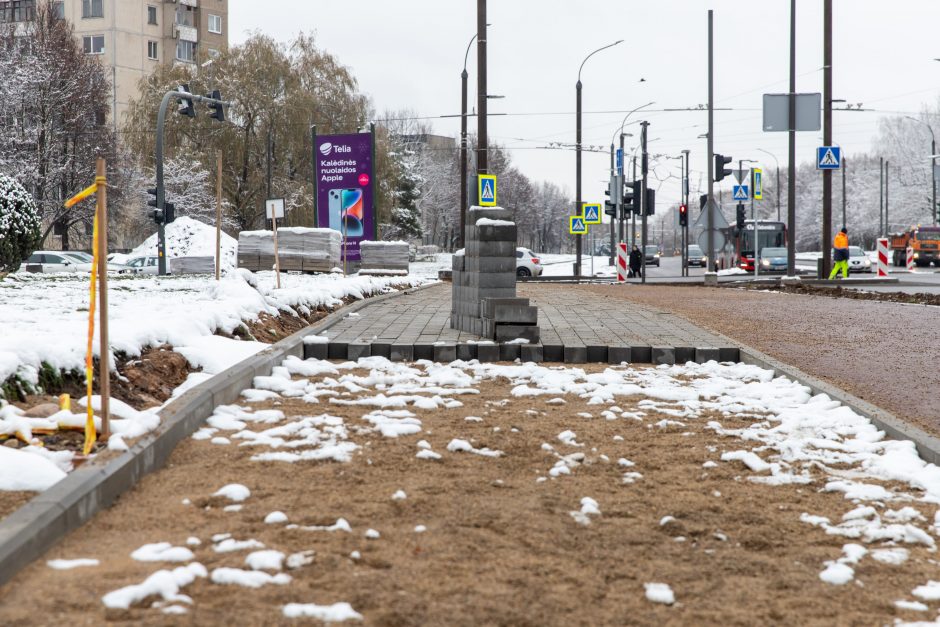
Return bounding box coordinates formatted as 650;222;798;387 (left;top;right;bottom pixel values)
174;23;197;43
179;0;198;7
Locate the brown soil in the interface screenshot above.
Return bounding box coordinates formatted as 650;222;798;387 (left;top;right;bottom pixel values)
1;364;937;625
756;283;940;306
551;283;940;440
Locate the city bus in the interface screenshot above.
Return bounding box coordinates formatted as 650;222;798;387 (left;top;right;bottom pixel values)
733;220;788;271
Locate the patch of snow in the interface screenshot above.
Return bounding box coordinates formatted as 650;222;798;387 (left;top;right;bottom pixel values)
644;582;675;605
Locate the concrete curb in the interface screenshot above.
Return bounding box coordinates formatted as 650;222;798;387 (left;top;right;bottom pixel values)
0;282;436;588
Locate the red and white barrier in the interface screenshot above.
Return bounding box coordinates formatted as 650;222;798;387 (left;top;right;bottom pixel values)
876;238;889;277
907;246;915;272
616;242;628;282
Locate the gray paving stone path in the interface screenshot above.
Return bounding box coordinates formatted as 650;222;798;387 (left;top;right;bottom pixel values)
309;283;739;364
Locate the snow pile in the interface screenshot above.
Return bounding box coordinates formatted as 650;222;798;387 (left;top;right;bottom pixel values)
213;483;251;502
0;445;67;491
131;542;195;563
101;562;207;609
47;558;99;570
644;582;675;605
130;216;237;272
210;567;291;588
282;602;363;621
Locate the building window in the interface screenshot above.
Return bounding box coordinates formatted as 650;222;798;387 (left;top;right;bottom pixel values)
147;40;158;60
176;40;196;63
1;1;36;23
52;2;64;19
208;14;222;34
82;35;105;54
81;0;102;18
207;48;220;59
175;7;193;27
147;5;157;25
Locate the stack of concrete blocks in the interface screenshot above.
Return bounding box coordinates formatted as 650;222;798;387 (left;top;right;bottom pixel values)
481;297;540;343
360;241;410;274
451;206;524;337
170;256;215;275
236;228;341;274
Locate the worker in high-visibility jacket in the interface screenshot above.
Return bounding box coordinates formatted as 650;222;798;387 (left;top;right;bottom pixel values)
829;227;849;279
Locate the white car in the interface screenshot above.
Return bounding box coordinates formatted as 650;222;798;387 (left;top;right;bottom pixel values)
19;251;91;273
516;248;543;277
848;246;872;273
118;256;161;275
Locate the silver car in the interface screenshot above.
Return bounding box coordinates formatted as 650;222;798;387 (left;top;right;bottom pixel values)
19;251;91;273
847;246;872;273
118;256;161;275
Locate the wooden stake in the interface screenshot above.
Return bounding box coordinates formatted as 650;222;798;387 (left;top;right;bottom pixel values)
272;210;281;289
95;157;110;439
216;153;222;281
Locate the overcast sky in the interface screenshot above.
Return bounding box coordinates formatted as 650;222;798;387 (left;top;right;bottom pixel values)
230;1;940;211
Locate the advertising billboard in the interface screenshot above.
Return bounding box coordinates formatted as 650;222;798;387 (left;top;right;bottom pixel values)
315;132;374;261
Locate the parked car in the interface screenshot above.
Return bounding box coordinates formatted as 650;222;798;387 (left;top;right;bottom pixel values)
515;248;543;277
848;246;872;273
118;255;160;275
19;251;91;273
644;245;661;267
758;247;789;273
61;251;94;264
685;245;706;267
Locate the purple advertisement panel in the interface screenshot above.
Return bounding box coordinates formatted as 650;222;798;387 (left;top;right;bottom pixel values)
315;132;374;261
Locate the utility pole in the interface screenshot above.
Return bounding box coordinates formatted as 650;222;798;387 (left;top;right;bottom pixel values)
706;9;715;274
631;154;637;250
460;52;469;247
842;155;847;228
821;0;833;278
640;121;649;285
620;133;627;244
682;149;690;277
609;143;616;266
575;77;583;277
879;156;884;236
786;0;797;277
476;0;487;175
885;160;890;237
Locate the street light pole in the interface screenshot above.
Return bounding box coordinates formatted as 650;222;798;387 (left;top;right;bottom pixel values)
460;32;478;249
682;149;690;277
574;40;622;278
756;148;780;221
476;0;487;175
786;0;797;277
706;9;715;275
822;0;833;279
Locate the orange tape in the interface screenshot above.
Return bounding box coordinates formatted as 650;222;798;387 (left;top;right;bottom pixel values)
83;211;99;456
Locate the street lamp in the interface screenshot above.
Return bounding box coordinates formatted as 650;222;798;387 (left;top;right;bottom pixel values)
756;148;781;221
459;25;490;249
575;39;622;277
905;115;937;225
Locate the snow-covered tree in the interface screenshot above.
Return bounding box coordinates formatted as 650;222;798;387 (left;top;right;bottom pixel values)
0;173;42;272
385;145;423;241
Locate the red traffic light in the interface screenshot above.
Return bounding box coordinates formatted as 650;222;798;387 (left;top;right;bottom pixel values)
679;204;687;214
678;203;689;227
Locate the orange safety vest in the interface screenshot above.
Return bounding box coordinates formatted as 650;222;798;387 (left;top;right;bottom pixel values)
834;232;848;249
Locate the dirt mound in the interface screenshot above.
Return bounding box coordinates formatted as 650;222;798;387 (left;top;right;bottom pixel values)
749;282;940;306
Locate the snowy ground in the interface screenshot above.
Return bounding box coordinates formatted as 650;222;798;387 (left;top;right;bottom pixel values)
8;356;940;623
0;269;430;487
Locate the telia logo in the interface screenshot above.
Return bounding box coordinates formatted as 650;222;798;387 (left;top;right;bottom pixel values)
319;142;333;156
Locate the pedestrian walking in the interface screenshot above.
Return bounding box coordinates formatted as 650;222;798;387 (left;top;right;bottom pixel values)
628;244;642;278
829;227;849;280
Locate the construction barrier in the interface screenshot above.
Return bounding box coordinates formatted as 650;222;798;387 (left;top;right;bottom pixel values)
907;246;915;272
877;238;890;277
616;243;628;282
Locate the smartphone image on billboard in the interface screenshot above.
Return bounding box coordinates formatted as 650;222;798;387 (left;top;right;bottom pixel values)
327;189;343;232
341;188;364;238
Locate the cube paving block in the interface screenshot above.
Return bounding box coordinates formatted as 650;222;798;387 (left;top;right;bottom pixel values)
456;343;477;361
719;347;741;362
467;272;516;289
564;345;587;364
413;343;435;361
675;346;695;364
468;240;516;258
586;345;608;363
494;325;541;343
433;344;457;363
476;343;500;363
468;206;514;223
630;345;653;363
347;342;371;361
452;255;465;272
608;346;631;364
477;224;517;242
481;297;530;318
370;342;392;359
652;346;675;365
482;318;496;340
390;343;414;362
465;257;517;273
543;343;564;362
327;342;348;360
493;305;538;325
695;347;720;363
304;342;328;361
520;344;544;363
499;343;521;362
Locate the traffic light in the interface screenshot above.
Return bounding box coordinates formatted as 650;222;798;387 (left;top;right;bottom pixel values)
624;180;639;215
207;89;225;122
164;201;176;224
147;186;162;223
736;203;746;230
679;203;688;227
177;84;195;118
645;188;656;216
700;194;708;211
604;200;616;217
714;153;733;182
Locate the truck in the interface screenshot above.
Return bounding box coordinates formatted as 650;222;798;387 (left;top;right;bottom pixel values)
890;226;940;267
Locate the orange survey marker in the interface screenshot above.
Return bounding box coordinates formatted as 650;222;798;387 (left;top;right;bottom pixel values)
82;210;99;455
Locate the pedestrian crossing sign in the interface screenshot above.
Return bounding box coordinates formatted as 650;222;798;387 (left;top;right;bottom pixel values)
752;168;763;200
569;215;588;235
732;185;749;201
582;203;602;225
478;174;497;206
816;146;841;170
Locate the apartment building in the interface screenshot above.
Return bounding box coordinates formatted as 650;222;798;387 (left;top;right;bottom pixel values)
0;0;229;126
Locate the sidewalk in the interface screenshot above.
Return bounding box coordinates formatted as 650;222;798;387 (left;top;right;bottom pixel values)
561;283;940;438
